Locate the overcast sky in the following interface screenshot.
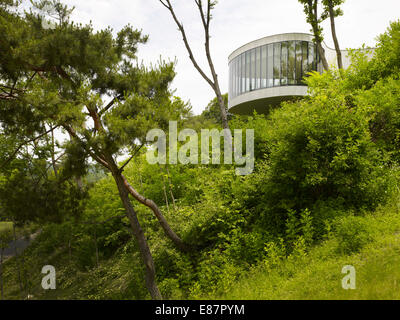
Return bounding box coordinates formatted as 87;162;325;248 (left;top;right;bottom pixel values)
60;0;400;115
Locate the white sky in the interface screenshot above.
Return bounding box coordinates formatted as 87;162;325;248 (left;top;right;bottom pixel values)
60;0;400;115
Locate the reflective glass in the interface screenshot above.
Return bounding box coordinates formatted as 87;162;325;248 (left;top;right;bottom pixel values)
302;41;308;77
235;57;239;97
231;40;320;97
255;47;261;90
267;44;273;87
273;42;281;86
241;53;245;94
231;58;234;98
234;58;239;97
288;41;296;85
261;45;267;88
281;41;288;86
295;41;302;84
244;51;250;92
229;61;232;99
250;48;256;91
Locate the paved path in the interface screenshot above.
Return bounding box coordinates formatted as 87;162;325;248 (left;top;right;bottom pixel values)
2;231;40;260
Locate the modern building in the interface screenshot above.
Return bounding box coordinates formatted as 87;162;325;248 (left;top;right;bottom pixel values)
228;33;355;115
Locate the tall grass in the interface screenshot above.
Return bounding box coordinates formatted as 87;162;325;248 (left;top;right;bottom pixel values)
205;197;400;300
0;222;13;233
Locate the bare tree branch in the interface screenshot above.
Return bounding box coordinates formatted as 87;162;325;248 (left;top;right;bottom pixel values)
159;0;215;89
159;0;231;132
99;95;123;116
118;144;144;174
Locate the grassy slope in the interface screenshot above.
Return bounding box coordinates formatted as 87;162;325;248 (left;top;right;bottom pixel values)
0;222;13;233
3;197;400;300
206;199;400;300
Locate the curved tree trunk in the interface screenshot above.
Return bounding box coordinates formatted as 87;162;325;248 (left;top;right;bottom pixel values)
121;175;189;252
113;173;162;300
328;2;343;69
316;42;330;71
309;0;330;71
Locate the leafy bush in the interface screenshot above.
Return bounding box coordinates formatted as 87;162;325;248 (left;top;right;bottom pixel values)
332;215;374;255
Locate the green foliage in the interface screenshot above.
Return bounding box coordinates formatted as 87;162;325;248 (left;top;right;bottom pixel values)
285;209;314;249
371;20;400;81
249;90;389;235
203;192;400;300
0;163;87;223
332;215;374;254
0;222;13;234
2;9;400;302
298;0;325;43
0;223;12;247
200;93;229;124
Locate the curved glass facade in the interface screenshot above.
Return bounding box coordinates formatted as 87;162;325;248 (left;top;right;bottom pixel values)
229;40;321;99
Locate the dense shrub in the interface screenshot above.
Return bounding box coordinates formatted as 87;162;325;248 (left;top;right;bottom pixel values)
332;215;374;254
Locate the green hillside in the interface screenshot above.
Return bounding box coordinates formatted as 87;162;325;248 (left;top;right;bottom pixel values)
1;0;400;301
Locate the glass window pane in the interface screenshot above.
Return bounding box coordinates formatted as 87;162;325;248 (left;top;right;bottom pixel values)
255;47;261;90
267;44;273;87
238;55;240;95
273;42;281;86
237;55;241;95
231;58;235;98
233;57;236;97
231;58;234;98
302;41;309;78
245;51;251;92
296;41;302;84
261;45;267;88
288;41;296;85
229;61;232;99
250;48;256;91
281;41;288;85
241;53;245;94
235;57;238;97
308;43;315;72
235;56;240;96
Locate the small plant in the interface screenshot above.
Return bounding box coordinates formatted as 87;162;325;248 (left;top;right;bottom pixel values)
333;215;374;254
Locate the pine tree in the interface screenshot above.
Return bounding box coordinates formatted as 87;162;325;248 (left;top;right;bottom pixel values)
0;0;190;299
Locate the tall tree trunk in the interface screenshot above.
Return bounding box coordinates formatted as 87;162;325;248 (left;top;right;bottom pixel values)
328;1;343;69
113;173;162;300
309;0;330;71
121;174;189;252
316;42;330;71
159;0;231;132
213;78;230;133
12;221;24;299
